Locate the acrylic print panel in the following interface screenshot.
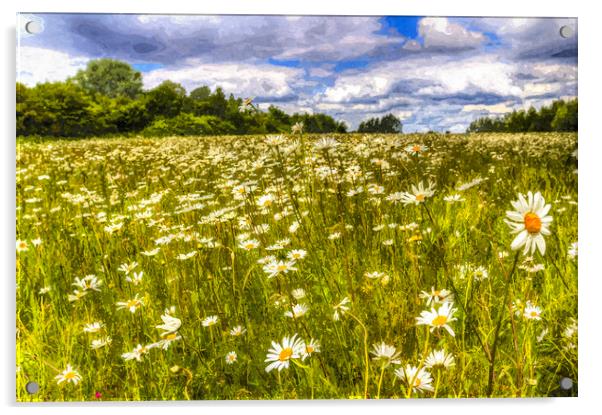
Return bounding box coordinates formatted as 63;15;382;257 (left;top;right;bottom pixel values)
15;13;577;401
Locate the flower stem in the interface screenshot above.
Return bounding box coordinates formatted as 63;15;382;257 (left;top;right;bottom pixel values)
346;310;370;399
486;251;520;396
376;364;386;399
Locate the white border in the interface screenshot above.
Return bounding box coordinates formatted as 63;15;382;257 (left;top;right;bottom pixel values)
2;1;600;414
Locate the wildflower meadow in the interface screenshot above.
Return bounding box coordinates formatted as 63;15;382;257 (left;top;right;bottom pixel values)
16;132;578;400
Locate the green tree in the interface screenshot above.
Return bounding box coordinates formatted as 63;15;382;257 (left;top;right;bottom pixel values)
73;59;143;99
357;113;402;133
145;80;187;119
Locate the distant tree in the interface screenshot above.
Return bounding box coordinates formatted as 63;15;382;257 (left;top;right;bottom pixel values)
16;58;352;138
73;59;143;99
357;113;402;133
467;99;577;133
189;85;211;101
16;81;111;137
145;80;187;119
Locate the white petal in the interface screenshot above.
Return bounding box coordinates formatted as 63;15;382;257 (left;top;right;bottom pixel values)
506;211;524;222
537;203;551;218
535;234;546;256
511;230;528;251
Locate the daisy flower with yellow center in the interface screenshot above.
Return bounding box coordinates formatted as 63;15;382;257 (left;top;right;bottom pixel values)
287;249;307;261
264;334;305;372
523;303;542;320
239;239;260;251
16;240;28;252
416;302;458;336
225;351;238;364
202;315;219;327
229;325;247;336
116;294;144;313
55;364;82;385
284;303;309;319
505;191;552;256
301;339;320;361
399;181;435;205
394;365;434;393
405;144;429;156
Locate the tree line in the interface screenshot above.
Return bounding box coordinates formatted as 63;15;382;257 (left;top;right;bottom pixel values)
466;99;577;133
16;59;348;138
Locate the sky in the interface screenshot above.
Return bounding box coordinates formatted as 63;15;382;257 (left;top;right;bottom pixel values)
16;14;577;132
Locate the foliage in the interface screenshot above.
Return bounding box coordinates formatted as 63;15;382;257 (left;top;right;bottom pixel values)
16;59;347;138
467;99;578;133
357;113;402;133
73;58;143;99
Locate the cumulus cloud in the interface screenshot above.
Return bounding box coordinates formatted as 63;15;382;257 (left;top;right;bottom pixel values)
17;46;88;86
467;17;577;60
18;14;577;132
23;14;403;65
142;60;305;99
419;17;486;50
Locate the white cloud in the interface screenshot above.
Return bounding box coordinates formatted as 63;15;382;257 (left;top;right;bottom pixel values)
462;103;514;114
142;59;305;99
308;67;333;78
17;46;88;86
419;17;486;49
320;54;522;104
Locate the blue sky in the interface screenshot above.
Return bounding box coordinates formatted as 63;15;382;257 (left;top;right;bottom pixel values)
17;14;577;131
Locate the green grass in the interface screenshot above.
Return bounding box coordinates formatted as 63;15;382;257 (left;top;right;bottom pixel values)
16;132;578;401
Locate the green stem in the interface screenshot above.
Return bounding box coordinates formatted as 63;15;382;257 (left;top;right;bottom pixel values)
486;251;520;397
346;311;370;399
376;363;386;399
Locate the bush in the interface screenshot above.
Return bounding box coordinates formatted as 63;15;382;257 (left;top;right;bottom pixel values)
141;113;236;137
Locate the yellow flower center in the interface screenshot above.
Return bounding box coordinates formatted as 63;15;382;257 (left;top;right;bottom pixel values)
164;333;178;340
412;145;421;152
279;347;293;361
530;311;538;317
415;193;426;202
432;315;448;327
306;345;314;353
19;242;27;249
414;377;422;387
524;212;542;234
65;372;77;379
127;299;139;309
277;264;288;272
245;243;255;249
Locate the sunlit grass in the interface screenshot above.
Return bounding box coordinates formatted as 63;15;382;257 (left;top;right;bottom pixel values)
16;132;577;401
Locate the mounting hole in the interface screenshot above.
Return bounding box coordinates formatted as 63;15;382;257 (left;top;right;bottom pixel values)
559;377;573;390
25;381;40;394
559;25;574;39
25;20;44;35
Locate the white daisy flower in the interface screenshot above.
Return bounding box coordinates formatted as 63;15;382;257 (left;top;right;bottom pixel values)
416;302;458;336
424;349;455;369
505;191;553;255
264;334;305;372
54;364;82;385
370;342;401;366
202;315;219;327
394;365;434;393
284;303;309;319
155;314;182;336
